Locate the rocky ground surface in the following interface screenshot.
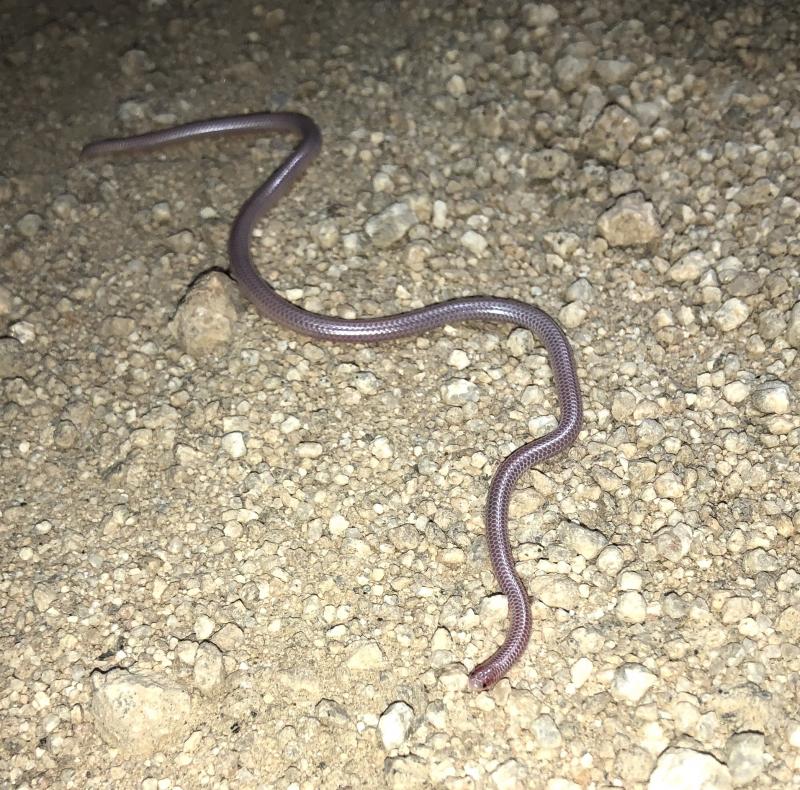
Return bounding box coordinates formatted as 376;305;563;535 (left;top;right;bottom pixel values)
1;0;799;788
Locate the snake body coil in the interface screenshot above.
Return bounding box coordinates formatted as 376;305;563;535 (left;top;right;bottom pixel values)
82;112;583;690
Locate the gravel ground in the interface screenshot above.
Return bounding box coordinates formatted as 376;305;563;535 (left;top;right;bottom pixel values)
2;1;799;788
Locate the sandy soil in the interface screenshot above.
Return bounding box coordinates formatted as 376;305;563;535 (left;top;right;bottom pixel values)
1;1;799;788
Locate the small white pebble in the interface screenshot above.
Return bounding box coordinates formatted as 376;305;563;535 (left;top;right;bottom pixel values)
297;441;323;458
377;701;414;749
522;3;559;26
654;523;693;561
441;547;466;565
723;380;750;403
431;627;452;652
329;513;349;536
35;520;53;534
346;641;385;670
478;593;509;625
183;729;203;753
369;436;393;459
364;202;417;248
166;229;194;254
725;730;765;786
32;690;50;709
442;378;480;405
531;574;581;609
616;591;647;623
0;285;12;316
460;229;488;255
532;714;562;749
448;349;470;370
596;545;625;575
326;624;348;640
432;200;448;228
570;657;593;688
52;193;79;219
151;202;172;223
446;74;467;97
713;298;750;332
491;758;525;790
507;328;534;356
353;371;380;395
193;615;215;641
9;320;36;344
654;472;685;498
618;570;643;591
559;302;587;328
221;431;246;459
668;250;708;282
280;415;301;434
313;218;340;249
611;663;656;702
175;640;198;666
562;522;607;560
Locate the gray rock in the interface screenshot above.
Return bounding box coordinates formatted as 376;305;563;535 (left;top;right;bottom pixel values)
166;229;195;254
460;229;488;256
531;714;562;748
17;213;42;237
554;54;593;92
193;641;226;696
346;641;385;670
0;175;12;203
560;302;587;328
594;58;638;85
669;250;710;283
561;522;607;559
787;301;800;347
441;378;480;405
713;298;750;332
0;337;27;379
530;573;581;609
171;271;240;357
734;178;778;207
751;381;791;414
527;148;571;179
490;758;527;789
119;48;153;76
314;698;351;727
597;193;662;246
725;731;765;786
584;105;640;163
521;3;559;26
648;747;732;790
364;202;417;248
91;668;192;756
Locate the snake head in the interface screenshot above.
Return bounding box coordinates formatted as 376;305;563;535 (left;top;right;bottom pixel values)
467;665;497;692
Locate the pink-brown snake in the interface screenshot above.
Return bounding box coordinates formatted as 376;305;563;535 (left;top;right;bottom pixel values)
81;112;583;690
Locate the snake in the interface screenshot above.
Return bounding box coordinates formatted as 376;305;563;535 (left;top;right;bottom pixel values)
81;112;583;690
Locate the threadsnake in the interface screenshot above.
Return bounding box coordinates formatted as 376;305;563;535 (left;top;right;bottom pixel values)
81;112;583;690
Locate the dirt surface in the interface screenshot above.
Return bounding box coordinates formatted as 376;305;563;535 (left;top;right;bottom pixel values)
1;1;799;788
